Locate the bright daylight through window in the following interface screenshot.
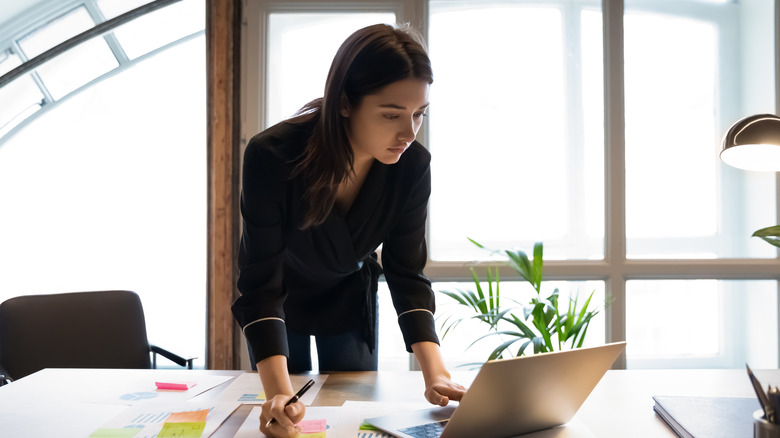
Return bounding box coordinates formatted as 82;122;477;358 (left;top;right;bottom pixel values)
1;0;776;372
0;0;207;367
248;0;778;371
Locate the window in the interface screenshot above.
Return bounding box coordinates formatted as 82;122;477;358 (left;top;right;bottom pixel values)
428;1;605;261
0;0;207;367
244;0;779;371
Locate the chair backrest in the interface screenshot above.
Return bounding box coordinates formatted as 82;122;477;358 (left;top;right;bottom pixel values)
0;290;152;380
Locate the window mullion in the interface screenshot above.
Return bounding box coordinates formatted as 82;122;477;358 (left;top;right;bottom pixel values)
603;0;627;367
83;0;130;65
11;40;54;105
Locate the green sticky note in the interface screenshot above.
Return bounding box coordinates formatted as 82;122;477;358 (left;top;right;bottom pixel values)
157;421;206;438
89;428;141;438
359;421;381;431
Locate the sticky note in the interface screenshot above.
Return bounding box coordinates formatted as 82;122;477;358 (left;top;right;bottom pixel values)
300;433;325;438
156;381;197;390
255;391;266;400
89;428;141;438
166;409;209;423
298;419;326;433
359;421;381;431
157;422;206;438
157;409;209;438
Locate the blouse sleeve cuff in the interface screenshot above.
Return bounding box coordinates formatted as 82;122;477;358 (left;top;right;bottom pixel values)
397;309;440;353
243;318;289;364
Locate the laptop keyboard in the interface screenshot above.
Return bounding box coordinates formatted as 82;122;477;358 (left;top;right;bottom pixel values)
400;420;449;438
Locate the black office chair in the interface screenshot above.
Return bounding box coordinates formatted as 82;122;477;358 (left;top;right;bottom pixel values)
0;290;195;385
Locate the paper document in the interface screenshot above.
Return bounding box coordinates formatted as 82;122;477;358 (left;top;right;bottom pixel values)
90;401;240;438
217;373;327;405
0;368;235;406
235;406;342;438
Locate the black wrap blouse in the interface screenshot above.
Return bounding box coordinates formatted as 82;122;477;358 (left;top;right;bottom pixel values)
231;117;439;363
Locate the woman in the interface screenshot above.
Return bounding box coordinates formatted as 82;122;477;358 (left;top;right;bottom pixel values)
232;23;466;437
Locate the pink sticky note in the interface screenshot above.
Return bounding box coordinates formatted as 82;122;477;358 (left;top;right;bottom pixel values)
155;381;197;391
298;419;327;434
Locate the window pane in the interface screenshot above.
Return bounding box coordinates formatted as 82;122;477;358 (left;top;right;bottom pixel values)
17;6;95;59
97;0;154;20
626;280;778;368
0;50;43;135
35;36;118;99
435;280;606;369
0;49;22;76
377;281;412;371
0;35;207;368
110;0;205;60
624;1;776;259
266;12;396;126
428;2;604;261
0;75;43;138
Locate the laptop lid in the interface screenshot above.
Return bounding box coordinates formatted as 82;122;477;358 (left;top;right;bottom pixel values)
365;342;626;438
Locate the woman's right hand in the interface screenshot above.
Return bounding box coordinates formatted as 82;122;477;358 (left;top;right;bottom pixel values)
259;394;306;437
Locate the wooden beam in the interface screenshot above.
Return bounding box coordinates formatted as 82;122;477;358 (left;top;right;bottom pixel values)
206;0;241;370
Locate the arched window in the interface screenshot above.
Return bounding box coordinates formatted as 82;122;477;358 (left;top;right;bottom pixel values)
0;0;207;367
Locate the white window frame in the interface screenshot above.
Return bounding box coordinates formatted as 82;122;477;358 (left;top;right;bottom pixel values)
242;0;780;370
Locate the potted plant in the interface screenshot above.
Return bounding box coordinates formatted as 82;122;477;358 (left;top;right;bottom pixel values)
438;240;604;363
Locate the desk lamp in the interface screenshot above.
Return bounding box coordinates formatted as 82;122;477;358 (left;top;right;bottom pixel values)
720;113;780;246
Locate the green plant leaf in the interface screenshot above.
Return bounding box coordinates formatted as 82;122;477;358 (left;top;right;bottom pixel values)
533;337;547;354
469;330;526;355
467;237;486;249
753;225;780;248
470;267;488;314
576;292;596;324
438;289;470;307
488;337;526;360
532;242;544;290
505;250;533;284
515;339;532;357
506;314;538;338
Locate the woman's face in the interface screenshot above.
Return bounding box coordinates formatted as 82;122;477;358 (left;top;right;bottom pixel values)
342;78;430;165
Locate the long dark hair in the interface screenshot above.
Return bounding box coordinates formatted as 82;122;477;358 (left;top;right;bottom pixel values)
290;23;433;229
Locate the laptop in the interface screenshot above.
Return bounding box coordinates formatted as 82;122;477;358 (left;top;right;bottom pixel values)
365;342;626;438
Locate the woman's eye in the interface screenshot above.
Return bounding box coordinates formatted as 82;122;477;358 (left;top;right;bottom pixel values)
414;112;427;119
383;114;400;120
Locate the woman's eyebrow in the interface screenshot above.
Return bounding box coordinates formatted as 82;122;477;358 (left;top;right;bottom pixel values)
378;103;430;110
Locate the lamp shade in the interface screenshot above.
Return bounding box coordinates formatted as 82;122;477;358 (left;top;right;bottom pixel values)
720;114;780;171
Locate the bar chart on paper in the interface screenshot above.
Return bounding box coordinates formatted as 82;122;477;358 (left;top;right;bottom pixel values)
90;403;239;438
356;431;392;438
91;407;207;438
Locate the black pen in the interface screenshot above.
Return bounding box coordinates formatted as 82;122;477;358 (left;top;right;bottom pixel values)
266;379;316;427
746;364;773;422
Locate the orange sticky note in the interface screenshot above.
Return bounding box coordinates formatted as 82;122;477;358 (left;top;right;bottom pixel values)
156;381;197;390
166;409;209;423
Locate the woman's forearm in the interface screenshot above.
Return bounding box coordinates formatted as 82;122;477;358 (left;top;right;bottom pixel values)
257;355;294;398
411;341;466;405
411;341;450;384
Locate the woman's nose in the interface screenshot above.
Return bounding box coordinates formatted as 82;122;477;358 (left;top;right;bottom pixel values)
399;119;416;143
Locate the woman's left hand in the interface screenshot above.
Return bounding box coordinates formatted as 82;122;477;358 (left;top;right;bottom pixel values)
423;374;466;406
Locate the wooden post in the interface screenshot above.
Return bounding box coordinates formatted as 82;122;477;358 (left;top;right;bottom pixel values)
206;0;241;370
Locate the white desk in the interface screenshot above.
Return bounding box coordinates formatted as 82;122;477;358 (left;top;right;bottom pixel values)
0;368;775;437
